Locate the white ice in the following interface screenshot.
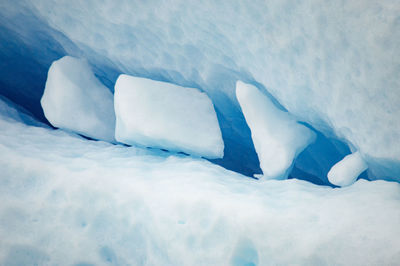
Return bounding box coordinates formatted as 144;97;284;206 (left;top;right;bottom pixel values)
6;0;398;179
1;1;399;179
236;81;316;179
41;56;116;142
114;74;223;158
328;151;369;187
0;98;400;265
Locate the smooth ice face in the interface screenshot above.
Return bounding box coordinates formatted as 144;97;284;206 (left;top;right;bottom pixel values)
114;74;224;158
236;81;316;179
328;151;368;187
41;56;116;142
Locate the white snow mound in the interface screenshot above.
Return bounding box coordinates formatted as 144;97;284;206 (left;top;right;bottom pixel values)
114;74;224;158
236;81;316;179
328;151;368;187
41;56;116;142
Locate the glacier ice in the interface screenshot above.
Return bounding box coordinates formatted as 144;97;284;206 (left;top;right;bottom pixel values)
328;151;368;187
114;74;223;158
236;81;316;179
41;56;116;142
0;1;399;264
10;0;400;180
1;0;399;180
0;98;400;265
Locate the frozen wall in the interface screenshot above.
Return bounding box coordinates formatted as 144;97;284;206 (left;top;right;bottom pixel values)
0;0;399;181
0;2;71;122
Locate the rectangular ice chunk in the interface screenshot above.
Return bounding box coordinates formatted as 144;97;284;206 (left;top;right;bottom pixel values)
114;74;224;158
40;56;116;142
236;81;316;179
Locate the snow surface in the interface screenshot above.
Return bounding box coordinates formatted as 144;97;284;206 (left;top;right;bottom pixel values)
41;56;116;142
328;151;369;187
114;74;223;159
0;98;400;265
236;81;316;179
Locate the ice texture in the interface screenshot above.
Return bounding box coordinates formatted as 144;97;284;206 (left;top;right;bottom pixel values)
114;74;223;158
0;98;400;265
0;0;399;180
236;81;316;179
41;56;116;142
328;151;369;187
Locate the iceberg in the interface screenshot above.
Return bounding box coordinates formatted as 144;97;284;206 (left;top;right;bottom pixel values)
41;56;116;142
114;74;223;159
328;151;368;187
236;81;316;179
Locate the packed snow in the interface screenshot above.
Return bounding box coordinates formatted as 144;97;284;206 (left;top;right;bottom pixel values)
236;81;316;179
114;74;223;158
328;151;369;187
0;98;400;265
41;56;116;142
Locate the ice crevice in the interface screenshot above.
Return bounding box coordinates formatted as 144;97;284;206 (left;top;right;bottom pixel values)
37;55;356;185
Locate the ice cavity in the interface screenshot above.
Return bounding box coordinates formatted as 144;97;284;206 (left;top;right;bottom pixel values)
0;96;44;127
114;74;224;159
328;151;368;187
10;0;398;180
236;81;316;179
40;56;116;142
